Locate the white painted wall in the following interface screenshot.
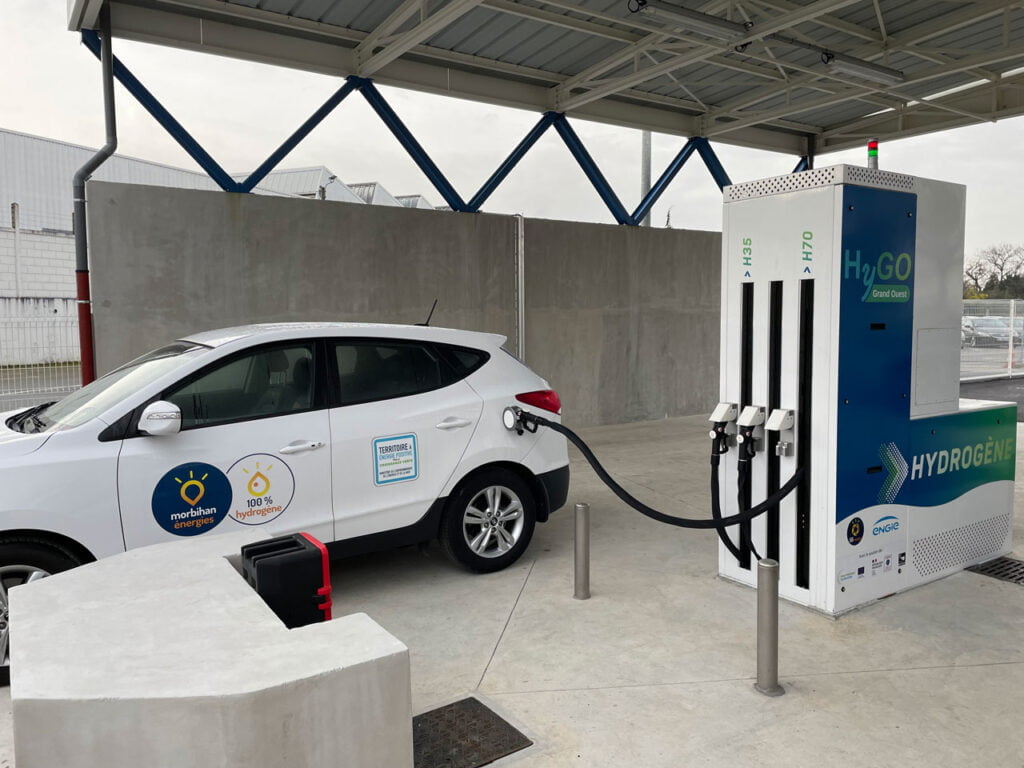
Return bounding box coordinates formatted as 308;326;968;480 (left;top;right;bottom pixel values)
0;228;75;299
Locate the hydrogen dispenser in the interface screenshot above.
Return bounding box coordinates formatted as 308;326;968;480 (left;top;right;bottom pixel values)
714;165;1016;615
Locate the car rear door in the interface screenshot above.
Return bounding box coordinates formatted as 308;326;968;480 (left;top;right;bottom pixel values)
326;338;483;540
116;339;335;549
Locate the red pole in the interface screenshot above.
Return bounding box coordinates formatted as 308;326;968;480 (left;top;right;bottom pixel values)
76;271;95;385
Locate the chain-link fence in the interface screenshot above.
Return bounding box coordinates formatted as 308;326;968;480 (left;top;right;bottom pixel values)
0;317;81;411
961;299;1024;381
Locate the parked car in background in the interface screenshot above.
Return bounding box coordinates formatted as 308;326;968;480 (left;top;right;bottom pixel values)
962;316;1020;347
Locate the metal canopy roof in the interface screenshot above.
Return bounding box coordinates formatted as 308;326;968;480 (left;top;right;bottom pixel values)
68;0;1024;155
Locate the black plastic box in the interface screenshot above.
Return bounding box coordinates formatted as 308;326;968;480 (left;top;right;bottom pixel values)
241;533;332;629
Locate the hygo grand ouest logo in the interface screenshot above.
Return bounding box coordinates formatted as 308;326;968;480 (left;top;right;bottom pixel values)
844;249;912;303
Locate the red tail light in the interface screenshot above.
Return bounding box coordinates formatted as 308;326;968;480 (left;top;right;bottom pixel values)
516;390;561;415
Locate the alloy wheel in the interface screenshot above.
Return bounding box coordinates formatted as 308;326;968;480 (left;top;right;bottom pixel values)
462;485;526;559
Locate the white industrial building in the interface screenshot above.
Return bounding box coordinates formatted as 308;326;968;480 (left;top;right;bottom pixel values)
0;127;435;367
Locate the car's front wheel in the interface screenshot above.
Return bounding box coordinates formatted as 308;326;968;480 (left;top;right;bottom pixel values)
0;538;82;685
440;469;536;573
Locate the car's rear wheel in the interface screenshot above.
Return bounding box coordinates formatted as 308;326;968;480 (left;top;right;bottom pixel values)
440;469;536;573
0;539;82;685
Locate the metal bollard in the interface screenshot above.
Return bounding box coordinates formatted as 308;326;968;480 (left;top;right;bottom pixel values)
754;558;785;696
573;502;590;600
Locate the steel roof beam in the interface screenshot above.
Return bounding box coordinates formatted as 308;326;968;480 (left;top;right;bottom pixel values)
99;1;809;152
67;0;106;31
357;0;486;77
709;0;1018;118
555;0;861;111
481;0;639;44
705;42;1024;136
556;0;732;93
744;0;882;43
105;2;762;144
356;0;423;57
817;74;1024;150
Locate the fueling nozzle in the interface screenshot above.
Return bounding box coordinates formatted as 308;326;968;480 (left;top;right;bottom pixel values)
502;406;538;435
736;406;766;460
708;402;738;459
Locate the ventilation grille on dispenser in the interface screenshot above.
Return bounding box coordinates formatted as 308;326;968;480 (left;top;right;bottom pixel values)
843;165;915;190
724;164;916;202
912;513;1010;578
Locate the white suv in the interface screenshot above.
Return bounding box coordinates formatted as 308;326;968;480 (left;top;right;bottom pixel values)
0;323;569;667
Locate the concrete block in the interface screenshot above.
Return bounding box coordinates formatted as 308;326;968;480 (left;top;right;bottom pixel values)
11;532;413;768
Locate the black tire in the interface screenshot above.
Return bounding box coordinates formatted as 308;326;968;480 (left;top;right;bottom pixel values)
440;469;537;573
0;538;82;686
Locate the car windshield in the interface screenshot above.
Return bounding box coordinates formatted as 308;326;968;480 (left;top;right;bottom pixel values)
8;342;209;433
973;317;1005;329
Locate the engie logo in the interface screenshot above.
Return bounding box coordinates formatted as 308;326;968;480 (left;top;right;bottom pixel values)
844;249;912;303
873;515;900;536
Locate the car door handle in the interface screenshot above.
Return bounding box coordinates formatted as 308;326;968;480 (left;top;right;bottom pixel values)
436;417;473;430
279;440;325;455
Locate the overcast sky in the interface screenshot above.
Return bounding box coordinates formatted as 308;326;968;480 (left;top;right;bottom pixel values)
4;0;1024;257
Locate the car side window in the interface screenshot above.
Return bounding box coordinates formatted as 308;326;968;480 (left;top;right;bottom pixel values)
165;343;315;429
436;343;489;379
332;341;445;406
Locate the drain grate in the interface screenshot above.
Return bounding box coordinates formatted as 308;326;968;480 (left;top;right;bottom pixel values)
968;556;1024;585
413;697;532;768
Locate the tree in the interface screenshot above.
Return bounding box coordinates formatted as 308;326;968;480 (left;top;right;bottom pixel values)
963;244;1024;299
976;243;1024;285
963;258;990;294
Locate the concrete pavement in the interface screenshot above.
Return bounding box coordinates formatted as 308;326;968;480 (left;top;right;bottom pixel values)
1;415;1022;765
329;416;1024;766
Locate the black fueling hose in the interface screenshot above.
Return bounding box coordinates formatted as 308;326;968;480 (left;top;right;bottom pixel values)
710;429;743;561
735;456;763;562
514;409;804;532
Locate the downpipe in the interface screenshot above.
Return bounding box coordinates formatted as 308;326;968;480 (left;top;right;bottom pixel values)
73;7;117;386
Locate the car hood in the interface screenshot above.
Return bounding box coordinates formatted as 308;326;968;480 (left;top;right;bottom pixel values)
0;411;52;458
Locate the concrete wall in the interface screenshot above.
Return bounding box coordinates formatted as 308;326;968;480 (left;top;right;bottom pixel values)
87;181;720;426
525;219;720;425
86;182;515;374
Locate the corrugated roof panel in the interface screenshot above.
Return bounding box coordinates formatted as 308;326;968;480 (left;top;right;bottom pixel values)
509;24;590;67
529;29;617;72
930;10;1024;50
795;101;893;129
557;38;639;77
835;0;968;36
318;0;380;30
111;0;1024;153
279;0;338;22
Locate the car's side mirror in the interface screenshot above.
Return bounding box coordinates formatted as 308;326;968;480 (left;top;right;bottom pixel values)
138;401;181;436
